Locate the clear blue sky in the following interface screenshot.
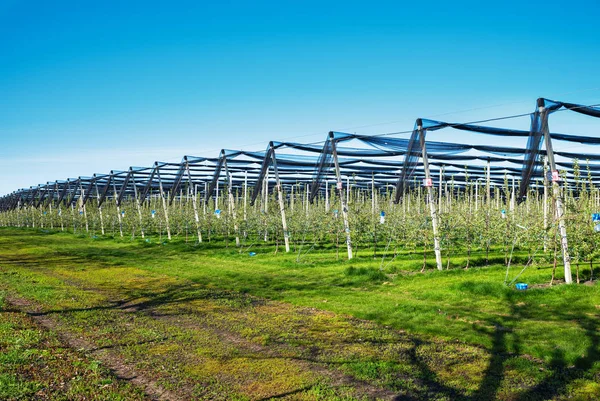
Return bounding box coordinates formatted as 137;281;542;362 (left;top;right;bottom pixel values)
1;0;599;195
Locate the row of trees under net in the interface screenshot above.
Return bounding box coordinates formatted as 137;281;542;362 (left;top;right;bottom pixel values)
3;98;600;284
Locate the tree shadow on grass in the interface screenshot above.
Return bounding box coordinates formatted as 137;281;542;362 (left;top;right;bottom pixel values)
13;278;600;400
3;230;600;401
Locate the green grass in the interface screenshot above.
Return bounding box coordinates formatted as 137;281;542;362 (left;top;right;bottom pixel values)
1;227;600;400
0;289;147;400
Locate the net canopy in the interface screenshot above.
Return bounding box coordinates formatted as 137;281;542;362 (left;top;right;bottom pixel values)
2;98;600;211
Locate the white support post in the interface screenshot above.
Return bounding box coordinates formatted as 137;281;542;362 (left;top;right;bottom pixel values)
264;170;269;214
325;179;329;212
156;164;172;240
112;176;124;238
222;151;240;247
417;119;443;271
543;156;548;253
438;165;444;213
346;176;350;204
539;99;571;283
185;159;202;243
269;142;290;252
475;181;479;212
95;181;104;235
79;182;89;233
510;176;516;214
49;201;54;229
329;132;353;260
131;172;145;239
371;173;375;216
486;159;491;204
216;176;220;210
305;184;308;216
243;170;248;221
203;182;207;216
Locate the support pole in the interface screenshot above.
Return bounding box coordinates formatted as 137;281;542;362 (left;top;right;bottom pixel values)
475;181;479;212
156;164;172;240
131;171;145;239
346;176;350;204
216;176;220;210
417;119;443;271
222;151;240;247
269;142;290;252
510;176;516;214
325;180;329;212
329;132;353;260
486;158;491;204
112;174;124;238
203;182;207;216
79;182;89;233
438;165;444;213
371;173;375;216
264;169;269;214
543;156;548;253
243;170;248;221
539;99;572;283
185;158;202;243
305;183;308;216
95;181;104;235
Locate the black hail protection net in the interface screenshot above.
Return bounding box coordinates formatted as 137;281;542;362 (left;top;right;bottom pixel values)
394;122;422;203
518;110;544;202
250;145;273;206
309;136;333;203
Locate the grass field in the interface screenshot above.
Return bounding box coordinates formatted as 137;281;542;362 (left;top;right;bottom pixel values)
1;227;599;400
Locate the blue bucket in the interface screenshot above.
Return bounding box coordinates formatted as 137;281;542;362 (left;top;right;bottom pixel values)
515;283;528;290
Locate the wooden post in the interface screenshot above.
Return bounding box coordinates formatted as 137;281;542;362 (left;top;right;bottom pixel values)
539;99;572;283
329;132;353;260
417;119;443;271
156;164;172;240
269;142;290;252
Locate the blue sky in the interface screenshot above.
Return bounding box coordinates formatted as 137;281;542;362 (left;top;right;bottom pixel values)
1;0;600;195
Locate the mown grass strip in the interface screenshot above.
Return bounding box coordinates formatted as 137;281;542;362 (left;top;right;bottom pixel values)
1;228;600;400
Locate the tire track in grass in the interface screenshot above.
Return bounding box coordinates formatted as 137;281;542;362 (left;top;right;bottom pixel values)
2;265;397;400
37;266;402;400
5;294;186;401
